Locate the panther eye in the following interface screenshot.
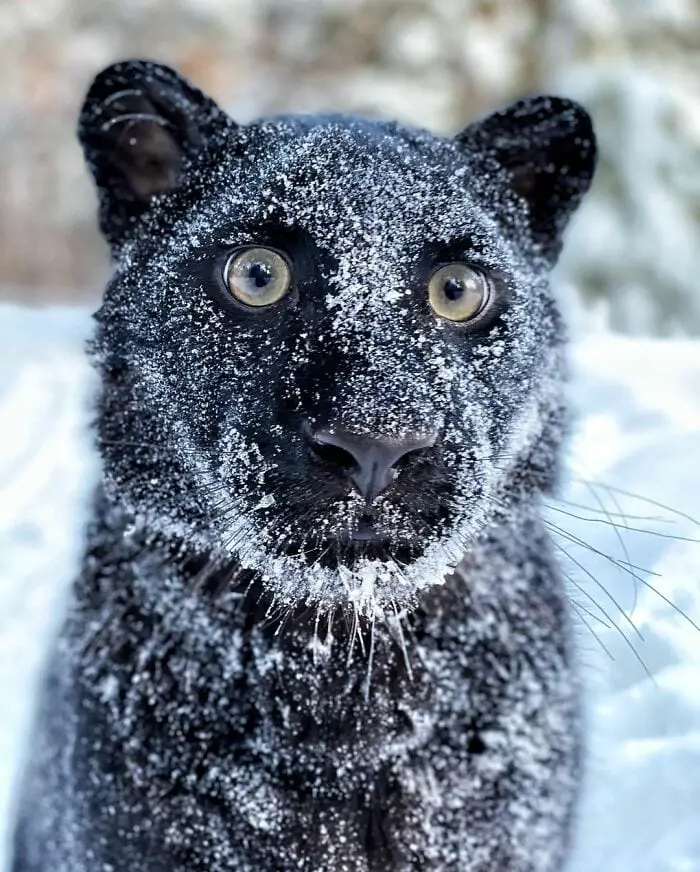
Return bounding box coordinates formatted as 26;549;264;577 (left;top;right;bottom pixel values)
225;247;291;307
428;263;491;323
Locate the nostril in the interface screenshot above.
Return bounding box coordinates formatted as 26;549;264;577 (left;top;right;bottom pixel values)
305;423;439;503
309;440;357;471
392;444;432;472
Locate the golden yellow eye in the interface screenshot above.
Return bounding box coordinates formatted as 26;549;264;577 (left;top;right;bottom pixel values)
225;247;291;307
428;263;491;322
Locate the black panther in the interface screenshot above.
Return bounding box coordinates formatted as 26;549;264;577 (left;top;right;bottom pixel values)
12;60;596;871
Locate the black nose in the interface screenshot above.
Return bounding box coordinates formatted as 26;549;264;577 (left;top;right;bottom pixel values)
308;425;437;503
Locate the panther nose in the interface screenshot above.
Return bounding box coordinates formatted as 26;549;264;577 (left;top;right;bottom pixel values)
308;426;437;504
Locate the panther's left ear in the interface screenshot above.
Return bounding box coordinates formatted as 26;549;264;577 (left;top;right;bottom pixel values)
456;96;597;263
79;59;236;253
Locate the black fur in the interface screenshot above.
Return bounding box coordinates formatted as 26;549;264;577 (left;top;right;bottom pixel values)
13;60;595;871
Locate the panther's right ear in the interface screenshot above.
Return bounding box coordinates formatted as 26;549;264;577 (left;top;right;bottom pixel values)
456;96;596;265
79;59;236;252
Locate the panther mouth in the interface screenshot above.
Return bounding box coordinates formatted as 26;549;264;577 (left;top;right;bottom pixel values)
279;512;423;570
346;513;385;542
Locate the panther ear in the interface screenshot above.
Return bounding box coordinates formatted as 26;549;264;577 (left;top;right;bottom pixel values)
79;59;235;252
456;96;596;263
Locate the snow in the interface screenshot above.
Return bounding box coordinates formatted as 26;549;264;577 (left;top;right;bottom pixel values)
0;304;699;870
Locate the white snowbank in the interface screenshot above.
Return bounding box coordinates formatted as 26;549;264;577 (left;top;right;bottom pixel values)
0;305;698;870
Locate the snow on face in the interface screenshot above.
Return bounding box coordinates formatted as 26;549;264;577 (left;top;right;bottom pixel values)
92;114;564;613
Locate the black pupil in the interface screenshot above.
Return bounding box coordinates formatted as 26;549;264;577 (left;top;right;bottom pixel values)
443;276;464;302
247;261;273;289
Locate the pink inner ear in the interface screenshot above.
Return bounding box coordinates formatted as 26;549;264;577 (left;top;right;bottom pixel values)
112;120;182;200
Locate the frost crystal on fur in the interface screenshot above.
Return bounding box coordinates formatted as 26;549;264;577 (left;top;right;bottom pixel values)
12;61;596;871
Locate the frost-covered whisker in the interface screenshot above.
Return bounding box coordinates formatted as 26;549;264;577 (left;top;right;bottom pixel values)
571;477;700;528
386;594;414;682
362;611;377;703
547;503;678;531
569;601;616;662
546;517;700;633
552;538;654;678
99;112;174;134
548;528;645;640
555;499;671;523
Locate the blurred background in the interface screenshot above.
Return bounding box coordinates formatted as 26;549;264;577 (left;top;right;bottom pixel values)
1;0;698;334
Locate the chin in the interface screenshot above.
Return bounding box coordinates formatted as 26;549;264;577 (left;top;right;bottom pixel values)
217;501;486;616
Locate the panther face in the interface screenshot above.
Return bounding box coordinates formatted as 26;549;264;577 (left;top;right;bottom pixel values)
81;62;595;613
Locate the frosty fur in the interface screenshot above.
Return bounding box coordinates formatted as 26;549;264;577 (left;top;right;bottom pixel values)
12;60;596;871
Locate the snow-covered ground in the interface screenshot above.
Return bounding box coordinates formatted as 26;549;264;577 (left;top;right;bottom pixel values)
0;304;698;870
